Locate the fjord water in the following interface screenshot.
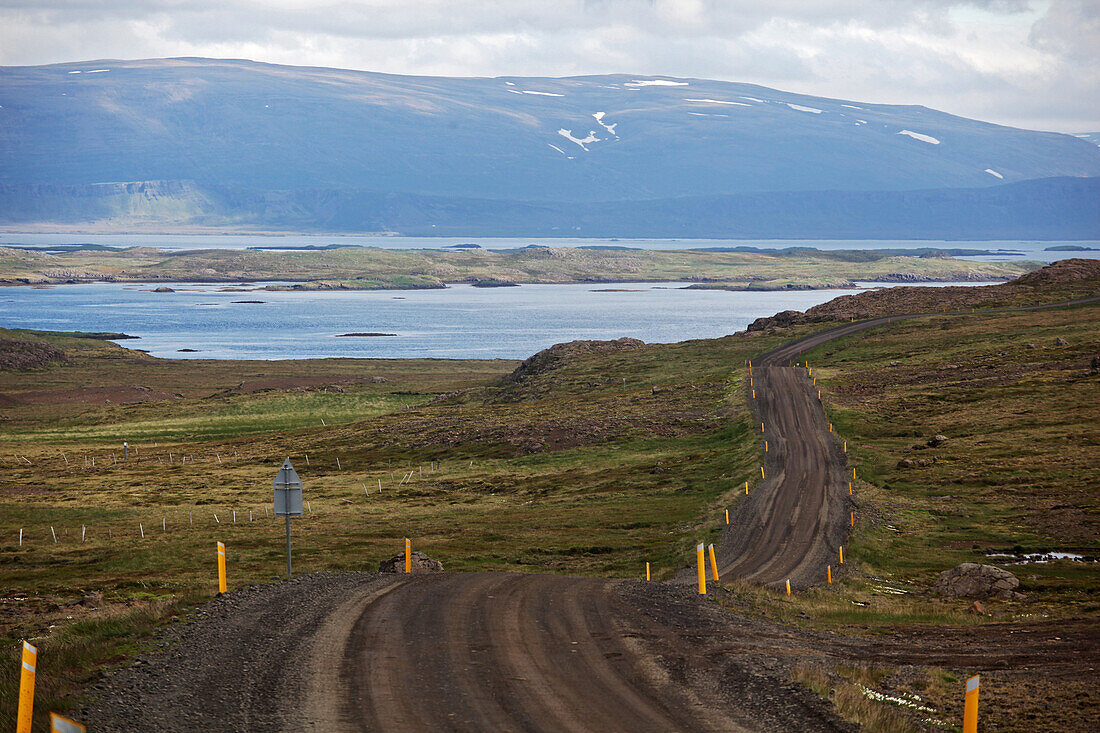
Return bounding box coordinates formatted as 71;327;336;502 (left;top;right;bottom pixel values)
1;281;991;360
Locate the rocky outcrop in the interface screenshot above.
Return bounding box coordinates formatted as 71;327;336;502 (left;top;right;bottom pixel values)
0;338;68;370
506;338;645;382
932;563;1021;600
379;551;444;574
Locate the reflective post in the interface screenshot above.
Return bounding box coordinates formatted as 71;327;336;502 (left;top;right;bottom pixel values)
217;541;227;593
17;640;36;733
963;675;980;733
696;543;706;595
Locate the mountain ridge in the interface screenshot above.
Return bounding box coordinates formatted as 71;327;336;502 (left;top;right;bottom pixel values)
2;57;1099;237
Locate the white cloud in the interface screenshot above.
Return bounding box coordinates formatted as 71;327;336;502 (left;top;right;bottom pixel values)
0;0;1095;131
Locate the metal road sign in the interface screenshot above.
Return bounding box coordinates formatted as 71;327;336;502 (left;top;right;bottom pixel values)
273;458;304;516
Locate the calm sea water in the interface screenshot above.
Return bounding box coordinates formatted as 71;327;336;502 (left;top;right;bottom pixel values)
2;234;1097;262
1;281;991;360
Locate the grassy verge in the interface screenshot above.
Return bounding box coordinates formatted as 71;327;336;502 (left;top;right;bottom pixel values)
802;302;1099;617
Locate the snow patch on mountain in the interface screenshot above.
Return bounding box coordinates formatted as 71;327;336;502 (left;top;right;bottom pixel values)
593;112;618;136
787;103;823;114
625;79;689;87
898;130;941;144
522;90;564;97
558;129;601;151
684;98;751;107
985;168;1004;178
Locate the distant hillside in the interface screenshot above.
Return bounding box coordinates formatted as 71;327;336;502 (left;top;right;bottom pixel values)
0;176;1096;240
1;57;1099;237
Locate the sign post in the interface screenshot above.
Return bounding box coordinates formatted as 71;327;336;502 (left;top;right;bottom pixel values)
273;458;304;579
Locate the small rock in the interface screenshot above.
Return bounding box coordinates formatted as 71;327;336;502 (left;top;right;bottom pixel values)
967;600;986;615
81;592;104;607
927;434;948;447
889;360;900;367
1054;337;1068;346
379;551;444;574
897;458;914;468
1026;343;1037;350
369;376;388;383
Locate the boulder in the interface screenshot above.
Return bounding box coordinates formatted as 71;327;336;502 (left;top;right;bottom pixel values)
1054;337;1068;346
379;551;444;574
932;563;1020;600
927;434;948;447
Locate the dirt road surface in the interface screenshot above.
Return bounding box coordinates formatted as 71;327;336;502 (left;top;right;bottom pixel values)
81;573;849;731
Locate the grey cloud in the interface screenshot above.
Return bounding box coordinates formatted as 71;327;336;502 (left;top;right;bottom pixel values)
0;0;1095;131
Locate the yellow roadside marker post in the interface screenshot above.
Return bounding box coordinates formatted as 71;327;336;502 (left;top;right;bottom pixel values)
761;466;766;480
646;562;650;581
708;544;720;582
17;640;36;733
752;389;756;399
829;424;833;432
843;441;847;453
851;512;855;528
50;712;86;733
785;579;791;596
963;675;980;733
765;440;768;453
725;508;729;525
839;546;844;564
849;482;853;495
405;537;412;573
760;422;764;433
696;543;707;595
745;481;749;495
852;467;856;480
827;565;832;584
217;541;227;593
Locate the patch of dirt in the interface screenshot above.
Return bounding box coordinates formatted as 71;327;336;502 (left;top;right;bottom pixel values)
1;384;182;406
208;376;374;397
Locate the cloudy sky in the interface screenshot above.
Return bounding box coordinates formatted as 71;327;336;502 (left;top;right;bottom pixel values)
2;0;1097;132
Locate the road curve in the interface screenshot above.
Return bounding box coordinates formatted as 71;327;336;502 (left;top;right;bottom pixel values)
712;317;912;590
